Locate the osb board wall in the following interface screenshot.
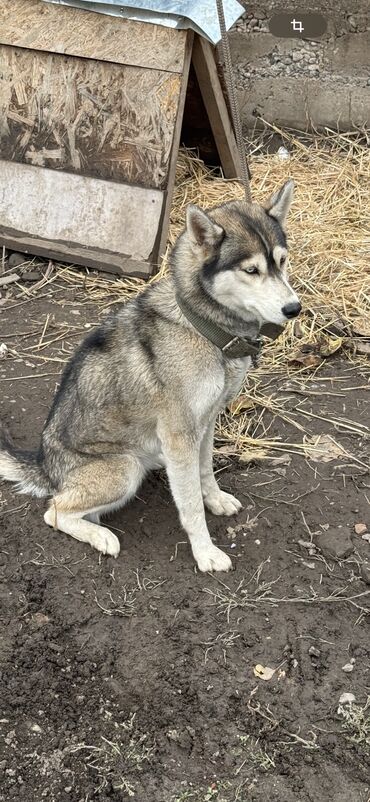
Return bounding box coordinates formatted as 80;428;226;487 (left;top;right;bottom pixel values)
0;0;195;275
0;46;181;187
0;0;187;72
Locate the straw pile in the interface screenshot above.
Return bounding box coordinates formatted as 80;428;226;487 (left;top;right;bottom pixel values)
52;128;370;458
167;127;370;356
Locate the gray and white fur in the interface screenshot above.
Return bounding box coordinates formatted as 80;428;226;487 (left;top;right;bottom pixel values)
0;181;300;572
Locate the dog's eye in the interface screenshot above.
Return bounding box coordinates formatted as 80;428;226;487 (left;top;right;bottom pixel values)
280;254;287;267
243;265;259;275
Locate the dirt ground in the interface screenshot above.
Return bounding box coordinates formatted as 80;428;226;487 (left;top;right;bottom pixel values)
0;270;369;802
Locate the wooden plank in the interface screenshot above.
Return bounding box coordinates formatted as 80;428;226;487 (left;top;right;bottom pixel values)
0;160;164;272
0;46;181;189
192;35;244;180
0;229;151;277
0;0;187;73
156;32;194;269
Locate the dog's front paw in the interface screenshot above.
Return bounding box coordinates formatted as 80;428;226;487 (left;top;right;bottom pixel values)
193;544;232;573
204;490;242;516
90;527;120;558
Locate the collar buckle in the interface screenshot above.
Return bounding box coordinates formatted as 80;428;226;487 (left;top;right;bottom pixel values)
221;336;240;354
222;335;261;358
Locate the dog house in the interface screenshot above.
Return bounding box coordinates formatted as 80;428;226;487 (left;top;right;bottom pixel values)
0;0;244;277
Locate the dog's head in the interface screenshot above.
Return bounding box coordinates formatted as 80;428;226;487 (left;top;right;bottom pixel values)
174;180;301;327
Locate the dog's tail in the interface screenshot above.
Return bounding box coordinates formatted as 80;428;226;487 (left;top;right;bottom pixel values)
0;425;52;498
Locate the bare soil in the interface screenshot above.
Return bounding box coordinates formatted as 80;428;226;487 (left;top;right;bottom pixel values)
1;272;369;802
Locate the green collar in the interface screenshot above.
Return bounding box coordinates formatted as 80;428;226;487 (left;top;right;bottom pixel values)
176;295;283;360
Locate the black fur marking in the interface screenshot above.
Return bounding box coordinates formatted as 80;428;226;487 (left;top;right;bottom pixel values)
44;355;79;425
267;258;280;277
43;324;111;426
202;208;287;280
132;298;165;386
202;249;233;278
238;210;287;275
139;333;155;363
236;211;287;274
267;215;287;249
83;327;110;351
202;245;260;279
136;295;170;328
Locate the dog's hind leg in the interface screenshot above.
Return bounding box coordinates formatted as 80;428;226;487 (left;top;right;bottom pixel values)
43;455;144;557
44;506;121;556
200;419;242;516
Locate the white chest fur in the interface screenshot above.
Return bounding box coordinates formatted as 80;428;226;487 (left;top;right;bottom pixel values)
223;356;252;404
189;356;251;425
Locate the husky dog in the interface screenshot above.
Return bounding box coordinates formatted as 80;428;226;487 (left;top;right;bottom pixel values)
0;181;301;572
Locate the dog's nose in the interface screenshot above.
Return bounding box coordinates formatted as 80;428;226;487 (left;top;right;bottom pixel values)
282;301;302;319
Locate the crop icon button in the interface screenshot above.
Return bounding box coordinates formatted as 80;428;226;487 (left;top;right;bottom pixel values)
269;13;327;38
291;19;304;33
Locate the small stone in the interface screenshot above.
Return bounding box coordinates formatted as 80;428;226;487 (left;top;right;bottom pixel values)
21;270;42;283
30;724;42;733
64;787;72;794
360;564;370;585
292;51;303;61
342;662;354;673
315;528;354;560
8;252;27;268
308;646;320;658
354;523;367;536
277;146;290;160
338;692;355;705
31;612;50;628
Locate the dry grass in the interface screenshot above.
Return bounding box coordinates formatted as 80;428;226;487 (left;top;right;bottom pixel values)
172;783;232;802
203;558;370;624
70;712;154;796
337;696;370;750
50;127;369;334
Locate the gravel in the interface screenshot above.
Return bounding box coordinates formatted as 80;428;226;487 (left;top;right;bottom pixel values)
230;7;367;87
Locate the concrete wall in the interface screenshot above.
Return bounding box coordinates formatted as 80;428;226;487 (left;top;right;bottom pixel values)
226;0;369;132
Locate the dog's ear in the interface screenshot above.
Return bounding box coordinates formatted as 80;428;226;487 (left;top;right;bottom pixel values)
266;180;294;229
186;205;224;247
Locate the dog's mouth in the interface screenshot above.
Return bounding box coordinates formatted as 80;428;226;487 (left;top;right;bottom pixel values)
259;321;285;340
